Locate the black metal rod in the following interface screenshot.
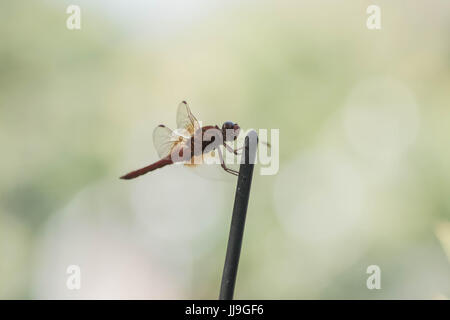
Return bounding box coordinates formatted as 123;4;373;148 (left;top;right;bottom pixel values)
219;130;258;300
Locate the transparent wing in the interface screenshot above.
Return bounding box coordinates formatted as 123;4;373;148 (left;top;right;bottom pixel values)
176;101;200;136
153;124;188;158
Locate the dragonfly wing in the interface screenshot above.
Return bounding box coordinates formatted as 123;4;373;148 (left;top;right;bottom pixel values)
153;124;187;158
176;101;200;136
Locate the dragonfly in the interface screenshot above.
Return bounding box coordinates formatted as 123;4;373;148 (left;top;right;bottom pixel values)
120;101;243;180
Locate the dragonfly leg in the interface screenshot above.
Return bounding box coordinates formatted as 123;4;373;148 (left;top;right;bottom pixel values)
233;146;244;155
217;147;239;176
223;142;243;155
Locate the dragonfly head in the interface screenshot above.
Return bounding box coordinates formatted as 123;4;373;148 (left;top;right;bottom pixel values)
222;121;240;141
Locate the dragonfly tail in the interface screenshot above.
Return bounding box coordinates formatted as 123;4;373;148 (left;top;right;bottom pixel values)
120;156;173;180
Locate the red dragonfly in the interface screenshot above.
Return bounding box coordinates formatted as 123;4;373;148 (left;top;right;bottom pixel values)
120;101;242;180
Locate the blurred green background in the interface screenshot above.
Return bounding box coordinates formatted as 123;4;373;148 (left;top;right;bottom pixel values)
1;0;449;299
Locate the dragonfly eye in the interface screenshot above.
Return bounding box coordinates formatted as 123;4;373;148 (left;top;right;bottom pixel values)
222;121;235;130
222;121;239;141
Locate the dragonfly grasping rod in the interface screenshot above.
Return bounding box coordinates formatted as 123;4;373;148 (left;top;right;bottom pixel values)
219;130;258;300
